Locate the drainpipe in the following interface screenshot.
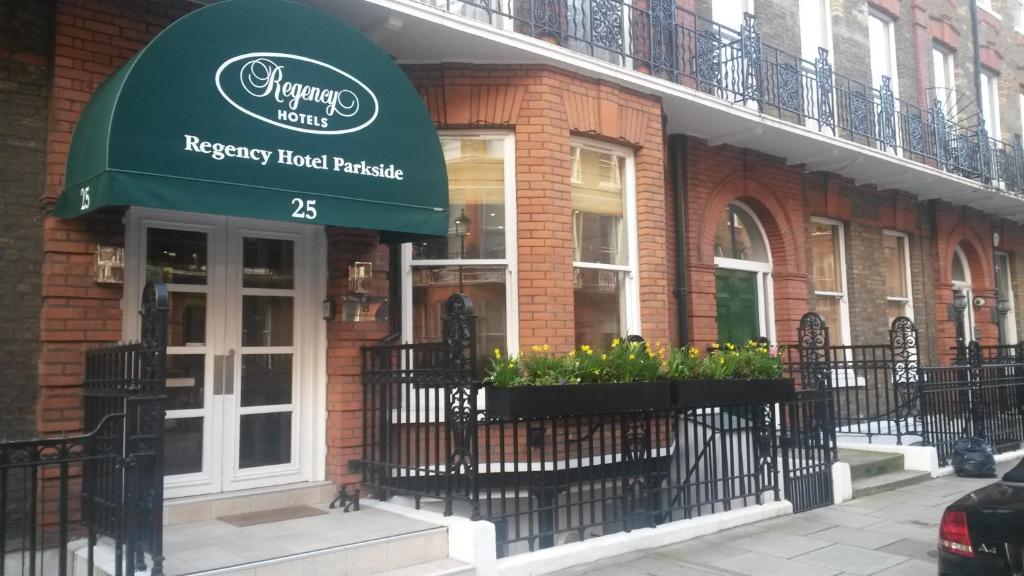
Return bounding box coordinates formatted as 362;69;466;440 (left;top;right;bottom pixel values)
669;134;691;345
970;0;983;124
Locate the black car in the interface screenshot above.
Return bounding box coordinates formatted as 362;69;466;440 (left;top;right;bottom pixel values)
938;458;1024;575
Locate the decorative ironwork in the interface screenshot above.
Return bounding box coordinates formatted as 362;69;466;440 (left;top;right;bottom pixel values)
777;63;800;113
850;92;871;137
908;113;924;155
1014;134;1024;190
978;123;991;181
955;132;974;175
889;316;919;420
932;100;949;168
739;13;761;104
815;48;834;133
695;30;721;91
532;0;564;40
590;0;623;52
797;312;831;390
649;0;677;76
877;76;897;152
442;294;479;518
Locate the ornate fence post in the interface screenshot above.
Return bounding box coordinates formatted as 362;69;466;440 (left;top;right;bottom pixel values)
889;317;919;446
739;13;761;106
1014;134;1024;193
878;76;897;153
978;121;990;182
442;294;480;519
136;281;169;576
968;340;986;441
797;312;836;460
932;100;948;170
648;0;677;79
814;48;835;134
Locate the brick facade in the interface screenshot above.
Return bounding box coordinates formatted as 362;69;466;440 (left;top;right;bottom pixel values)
0;0;51;439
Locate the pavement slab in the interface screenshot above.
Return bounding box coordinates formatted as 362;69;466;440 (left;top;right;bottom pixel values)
546;459;1019;576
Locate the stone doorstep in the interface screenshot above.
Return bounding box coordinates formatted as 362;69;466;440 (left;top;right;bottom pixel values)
70;526;457;576
838;449;905;481
851;469;933;499
163;482;339;526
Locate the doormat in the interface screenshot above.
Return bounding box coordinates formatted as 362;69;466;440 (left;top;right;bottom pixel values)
218;505;327;527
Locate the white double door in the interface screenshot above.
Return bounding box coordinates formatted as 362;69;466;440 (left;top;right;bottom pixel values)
126;209;325;498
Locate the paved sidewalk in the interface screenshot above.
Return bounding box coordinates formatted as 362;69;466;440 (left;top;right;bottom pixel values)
551;459;1019;576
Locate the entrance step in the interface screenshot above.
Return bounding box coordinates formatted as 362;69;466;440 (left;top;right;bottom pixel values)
838;449;905;481
851;469;932;499
374;558;475;576
164;482;337;525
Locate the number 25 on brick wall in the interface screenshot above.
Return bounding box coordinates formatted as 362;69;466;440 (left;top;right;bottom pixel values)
80;186;91;211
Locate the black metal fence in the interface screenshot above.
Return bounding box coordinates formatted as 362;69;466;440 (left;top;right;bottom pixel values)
782;313;1024;465
419;0;1024;197
0;281;168;576
360;294;834;556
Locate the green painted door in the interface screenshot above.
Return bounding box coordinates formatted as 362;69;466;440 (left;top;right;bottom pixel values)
716;269;760;345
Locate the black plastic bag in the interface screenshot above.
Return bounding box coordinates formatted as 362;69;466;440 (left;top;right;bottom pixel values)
952;437;997;478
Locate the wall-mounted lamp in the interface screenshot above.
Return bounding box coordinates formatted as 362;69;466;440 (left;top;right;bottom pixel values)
348;262;372;294
953;289;968;313
93;245;124;284
993;231;1001;248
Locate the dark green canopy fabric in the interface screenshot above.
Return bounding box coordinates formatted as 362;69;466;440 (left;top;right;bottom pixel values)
55;0;448;240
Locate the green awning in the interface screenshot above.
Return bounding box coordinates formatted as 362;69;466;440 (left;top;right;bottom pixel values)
55;0;448;240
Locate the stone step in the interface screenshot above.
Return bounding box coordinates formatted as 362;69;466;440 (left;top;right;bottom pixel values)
851;469;933;499
72;526;451;576
838;449;905;481
375;558;475;576
164;482;338;525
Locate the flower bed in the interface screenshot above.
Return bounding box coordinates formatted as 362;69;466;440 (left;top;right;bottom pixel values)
485;381;671;419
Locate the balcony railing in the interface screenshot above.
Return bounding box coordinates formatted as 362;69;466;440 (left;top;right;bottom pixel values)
418;0;1024;196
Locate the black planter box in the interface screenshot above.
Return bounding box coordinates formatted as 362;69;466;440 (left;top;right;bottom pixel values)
671;378;795;408
484;381;671;419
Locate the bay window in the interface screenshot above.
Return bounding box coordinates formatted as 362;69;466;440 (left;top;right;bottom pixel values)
403;133;518;364
571;140;639;348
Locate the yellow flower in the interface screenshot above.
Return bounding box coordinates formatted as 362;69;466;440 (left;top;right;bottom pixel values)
592;369;600;375
611;338;621;348
531;344;542;353
688;347;698;358
494;348;502;359
725;343;735;351
629;354;636;360
602;354;608;361
719;356;725;365
568;350;576;358
542;343;550;352
711;343;720;350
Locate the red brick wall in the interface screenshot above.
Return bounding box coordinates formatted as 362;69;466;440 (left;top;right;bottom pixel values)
37;0;194;436
681;140;808;348
407;64;669;352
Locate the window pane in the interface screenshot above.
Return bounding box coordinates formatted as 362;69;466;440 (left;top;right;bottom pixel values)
243;237;294;289
167;292;206;347
415;138;506;260
412;265;506;369
715;204;768;262
814;295;843;339
574;267;624;349
241;354;292;407
165;417;203;476
242;296;294;347
887;300;908;327
884;235;908;299
167;354;205;410
952;250;967;283
147;228;207;285
811;222;843;293
572;146;626;265
239;412;291;469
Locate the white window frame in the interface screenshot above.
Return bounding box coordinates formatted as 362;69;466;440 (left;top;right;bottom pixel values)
953;245;976;343
869;10;900;154
1020;93;1024;137
977;0;1002;20
799;0;833;64
571;137;642;339
931;44;957;117
980;70;1002;138
995;251;1017;345
810;217;851;346
401;131;520;357
883;230;914;323
1017;0;1024;33
713;201;776;343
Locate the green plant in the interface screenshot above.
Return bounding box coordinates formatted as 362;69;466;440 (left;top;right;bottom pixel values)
665;345;700;379
487;348;522;387
519;344;579;386
601;338;664;382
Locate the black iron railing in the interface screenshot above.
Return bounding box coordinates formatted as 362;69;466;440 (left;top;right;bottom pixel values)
360;294;834;556
920;342;1024;465
0;281;168;576
419;0;1024;196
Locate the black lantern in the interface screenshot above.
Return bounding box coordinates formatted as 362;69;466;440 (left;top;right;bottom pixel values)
953;289;969;313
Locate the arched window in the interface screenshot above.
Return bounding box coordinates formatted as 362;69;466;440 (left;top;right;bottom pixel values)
714;202;774;344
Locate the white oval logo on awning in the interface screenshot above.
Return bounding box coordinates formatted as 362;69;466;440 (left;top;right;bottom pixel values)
215;52;379;135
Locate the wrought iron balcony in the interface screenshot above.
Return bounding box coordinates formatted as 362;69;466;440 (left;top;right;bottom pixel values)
417;0;1024;196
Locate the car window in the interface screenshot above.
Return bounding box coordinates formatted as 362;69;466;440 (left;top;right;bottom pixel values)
1004;458;1024;482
